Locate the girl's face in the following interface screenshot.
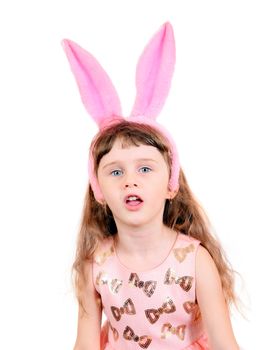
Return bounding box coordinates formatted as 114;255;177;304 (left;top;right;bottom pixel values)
97;138;173;229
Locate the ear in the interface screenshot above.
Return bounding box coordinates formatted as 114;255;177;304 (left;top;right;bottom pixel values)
97;198;106;206
61;39;123;128
130;22;176;119
166;185;179;200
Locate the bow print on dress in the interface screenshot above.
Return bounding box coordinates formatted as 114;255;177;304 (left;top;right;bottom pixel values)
108;321;119;341
94;246;114;265
128;273;157;297
183;301;201;322
96;271;122;294
164;268;193;292
161;322;186;340
145;297;176;324
173;243;195;262
123;325;152;349
111;298;136;321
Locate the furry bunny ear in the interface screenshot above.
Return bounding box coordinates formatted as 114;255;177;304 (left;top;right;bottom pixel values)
61;39;123;128
130;22;176;119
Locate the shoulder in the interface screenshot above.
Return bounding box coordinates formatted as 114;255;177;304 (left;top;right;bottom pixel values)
171;233;201;267
196;245;218;274
177;232;200;243
175;232;201;250
196;245;219;276
195;245;223;296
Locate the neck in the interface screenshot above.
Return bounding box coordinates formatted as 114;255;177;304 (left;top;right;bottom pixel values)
114;219;175;257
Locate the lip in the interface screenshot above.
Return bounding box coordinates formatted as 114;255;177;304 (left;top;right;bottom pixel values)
124;194;144;211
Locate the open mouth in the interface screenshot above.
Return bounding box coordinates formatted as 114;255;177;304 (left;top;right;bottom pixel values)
125;195;143;205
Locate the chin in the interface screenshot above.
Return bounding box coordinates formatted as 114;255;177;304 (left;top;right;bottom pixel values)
113;215;146;228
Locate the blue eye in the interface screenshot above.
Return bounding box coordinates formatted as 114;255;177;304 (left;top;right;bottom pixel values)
139;166;152;173
111;169;123;176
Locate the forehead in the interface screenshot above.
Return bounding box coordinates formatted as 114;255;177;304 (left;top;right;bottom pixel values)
99;138;168;166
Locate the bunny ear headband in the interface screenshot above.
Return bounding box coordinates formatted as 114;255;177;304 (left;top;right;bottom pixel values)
62;22;180;202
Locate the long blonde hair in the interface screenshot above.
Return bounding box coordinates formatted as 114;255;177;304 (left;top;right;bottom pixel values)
72;121;238;313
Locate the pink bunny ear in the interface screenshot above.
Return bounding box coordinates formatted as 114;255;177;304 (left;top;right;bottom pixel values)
130;22;176;119
62;39;123;128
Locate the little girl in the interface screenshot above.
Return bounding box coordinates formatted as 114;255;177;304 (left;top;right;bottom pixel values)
62;22;240;349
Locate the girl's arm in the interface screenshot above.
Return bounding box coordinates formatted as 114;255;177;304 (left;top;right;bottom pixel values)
73;261;102;350
196;245;240;350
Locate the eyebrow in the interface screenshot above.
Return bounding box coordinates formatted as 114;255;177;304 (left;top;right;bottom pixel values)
102;158;158;170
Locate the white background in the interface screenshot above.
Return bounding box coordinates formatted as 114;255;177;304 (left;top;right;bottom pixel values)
0;1;265;349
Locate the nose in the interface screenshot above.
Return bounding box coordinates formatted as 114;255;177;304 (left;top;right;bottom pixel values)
125;182;138;188
123;173;139;189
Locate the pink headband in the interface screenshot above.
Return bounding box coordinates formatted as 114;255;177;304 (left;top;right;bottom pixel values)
62;22;180;202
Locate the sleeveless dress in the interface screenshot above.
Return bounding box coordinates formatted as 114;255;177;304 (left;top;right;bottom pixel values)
92;232;210;349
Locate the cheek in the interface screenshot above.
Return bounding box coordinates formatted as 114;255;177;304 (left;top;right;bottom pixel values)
157;169;170;184
97;172;109;190
96;178;109;203
98;178;119;203
158;172;172;196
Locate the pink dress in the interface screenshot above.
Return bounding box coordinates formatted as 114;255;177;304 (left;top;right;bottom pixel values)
93;232;210;349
